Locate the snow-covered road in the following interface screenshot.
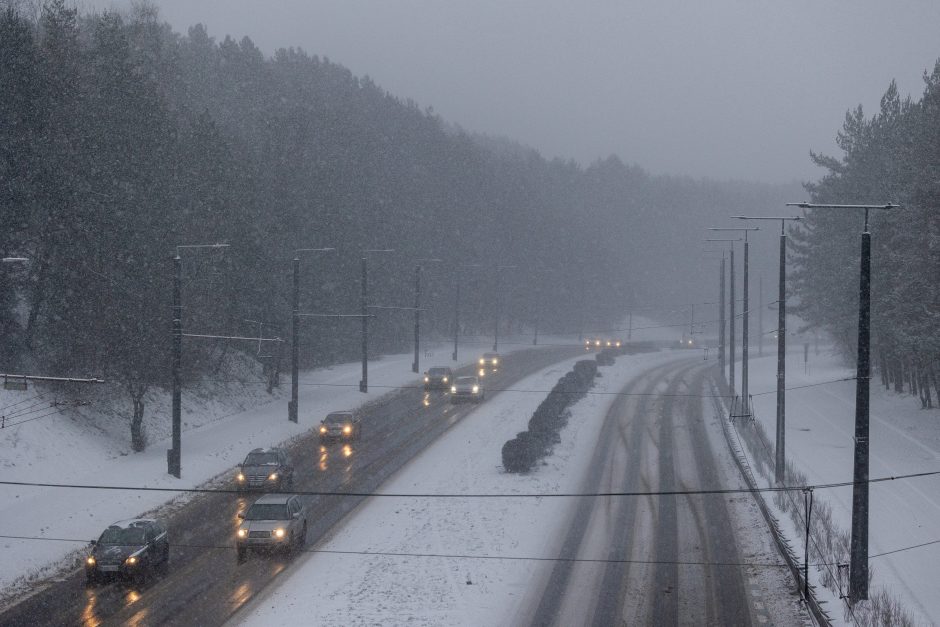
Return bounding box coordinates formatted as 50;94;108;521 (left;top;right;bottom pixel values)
236;349;809;626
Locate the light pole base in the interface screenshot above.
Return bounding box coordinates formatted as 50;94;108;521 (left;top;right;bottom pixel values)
167;448;181;478
288;400;297;423
359;380;367;393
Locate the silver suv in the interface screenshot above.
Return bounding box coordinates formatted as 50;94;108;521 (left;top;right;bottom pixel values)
236;494;307;561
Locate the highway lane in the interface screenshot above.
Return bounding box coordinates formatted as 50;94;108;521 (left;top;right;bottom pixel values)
528;356;807;626
0;346;577;627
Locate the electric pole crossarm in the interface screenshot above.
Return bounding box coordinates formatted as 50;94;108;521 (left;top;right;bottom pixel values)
1;373;105;384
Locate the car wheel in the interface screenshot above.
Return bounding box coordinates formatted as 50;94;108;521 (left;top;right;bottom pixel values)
298;523;307;547
237;546;248;563
85;572;98;587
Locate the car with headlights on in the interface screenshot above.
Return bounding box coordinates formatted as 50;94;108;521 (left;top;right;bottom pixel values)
235;447;295;491
85;518;169;585
319;410;362;443
479;352;501;368
236;494;307;561
450;375;484;403
423;366;453;390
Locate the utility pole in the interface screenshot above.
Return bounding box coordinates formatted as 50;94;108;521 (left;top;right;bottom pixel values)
730;246;736;397
733;216;802;483
290;256;299;422
289;248;335;422
708;238;741;396
493;264;516;352
411;258;442;374
743;235;750;413
787;202;898;603
169;243;230;478
360;256;368;393
709;227;759;413
452;280;460;362
412;265;421;373
719;254;726;375
169;254;182;478
759;273;764;357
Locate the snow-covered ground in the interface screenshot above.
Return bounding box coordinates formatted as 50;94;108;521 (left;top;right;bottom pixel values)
235;349;699;626
737;347;940;625
0;336;565;603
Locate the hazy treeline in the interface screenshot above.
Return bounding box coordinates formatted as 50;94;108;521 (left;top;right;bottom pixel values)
1;2;795;447
791;67;940;408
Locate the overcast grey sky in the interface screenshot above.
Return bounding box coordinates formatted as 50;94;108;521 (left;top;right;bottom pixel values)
99;0;940;184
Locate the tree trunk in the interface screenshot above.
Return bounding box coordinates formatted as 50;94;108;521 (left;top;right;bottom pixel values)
894;356;904;393
879;348;889;389
910;358;919;398
920;367;931;409
128;383;148;452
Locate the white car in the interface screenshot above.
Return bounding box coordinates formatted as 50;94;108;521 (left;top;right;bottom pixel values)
450;375;484;403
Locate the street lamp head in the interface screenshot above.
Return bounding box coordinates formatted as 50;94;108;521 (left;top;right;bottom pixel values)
785;202;899;210
731;216;802;221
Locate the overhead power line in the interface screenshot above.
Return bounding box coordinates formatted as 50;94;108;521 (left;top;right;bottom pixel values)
1;468;937;499
0;534;934;570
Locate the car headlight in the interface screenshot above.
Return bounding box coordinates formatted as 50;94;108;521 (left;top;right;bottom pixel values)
236;472;245;482
237;528;247;538
274;528;286;539
343;425;352;434
478;368;485;377
472;385;479;393
442;377;448;383
320;426;327;434
86;556;96;566
479;358;485;365
268;473;278;481
126;556;137;566
492;358;498;365
595;340;601;346
424;376;429;383
450;386;457;393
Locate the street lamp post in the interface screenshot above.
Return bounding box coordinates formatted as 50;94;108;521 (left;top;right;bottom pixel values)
492;264;517;352
710;227;759;416
289;248;335;423
706;238;741;395
169;243;230;478
451;263;481;362
359;249;394;393
786;202;898;602
412;258;443;373
733;216;802;484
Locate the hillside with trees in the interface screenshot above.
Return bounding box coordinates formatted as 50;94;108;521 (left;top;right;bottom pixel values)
1;1;797;449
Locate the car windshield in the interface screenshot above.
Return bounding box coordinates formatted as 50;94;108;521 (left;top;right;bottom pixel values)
245;504;289;520
428;368;449;376
244;452;278;466
325;413;352;424
98;526;147;546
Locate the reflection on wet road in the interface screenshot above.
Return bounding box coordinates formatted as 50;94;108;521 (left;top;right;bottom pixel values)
0;347;577;627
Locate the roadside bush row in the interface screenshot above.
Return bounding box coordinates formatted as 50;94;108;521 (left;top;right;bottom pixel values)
502;358;601;473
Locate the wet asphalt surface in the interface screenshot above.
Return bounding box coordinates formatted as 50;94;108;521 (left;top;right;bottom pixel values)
0;346;577;627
